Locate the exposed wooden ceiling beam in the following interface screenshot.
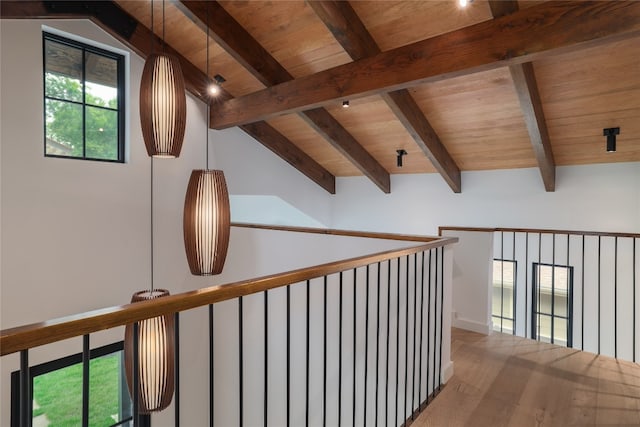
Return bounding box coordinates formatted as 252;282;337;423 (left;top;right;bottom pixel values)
509;63;555;191
239;122;336;194
177;1;389;193
309;0;462;193
210;1;640;129
0;0;336;194
489;0;555;191
487;0;519;19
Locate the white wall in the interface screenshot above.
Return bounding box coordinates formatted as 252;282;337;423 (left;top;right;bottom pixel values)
210;126;333;226
444;230;494;335
330;163;640;235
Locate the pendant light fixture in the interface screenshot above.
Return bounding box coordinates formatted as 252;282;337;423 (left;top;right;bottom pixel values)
125;1;177;408
183;2;231;276
139;0;186;158
124;289;175;413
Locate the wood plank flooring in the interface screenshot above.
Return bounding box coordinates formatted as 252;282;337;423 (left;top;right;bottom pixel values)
413;328;640;427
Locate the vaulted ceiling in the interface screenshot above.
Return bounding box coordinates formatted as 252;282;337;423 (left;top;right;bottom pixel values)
3;1;639;194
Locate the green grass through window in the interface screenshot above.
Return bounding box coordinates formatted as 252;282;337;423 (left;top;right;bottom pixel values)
33;354;125;427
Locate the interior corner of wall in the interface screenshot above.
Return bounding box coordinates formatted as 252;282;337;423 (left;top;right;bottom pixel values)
453;316;492;335
442;361;454;383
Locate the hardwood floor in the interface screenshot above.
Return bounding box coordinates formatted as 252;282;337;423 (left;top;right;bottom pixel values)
413;328;640;427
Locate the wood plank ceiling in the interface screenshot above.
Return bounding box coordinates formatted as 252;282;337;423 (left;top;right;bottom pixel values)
3;1;639;194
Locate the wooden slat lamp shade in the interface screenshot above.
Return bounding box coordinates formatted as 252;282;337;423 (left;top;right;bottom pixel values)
140;53;187;158
183;170;231;275
124;289;175;413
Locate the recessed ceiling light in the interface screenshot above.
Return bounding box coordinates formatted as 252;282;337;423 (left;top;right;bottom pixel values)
459;0;472;8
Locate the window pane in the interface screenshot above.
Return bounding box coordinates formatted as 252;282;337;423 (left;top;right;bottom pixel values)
492;284;502;317
85;52;118;108
538;292;552;316
537;314;552;343
502;319;513;334
90;352;131;426
492;260;516;332
86;106;118;160
502;286;514;318
555;294;568;317
45;39;83;102
46;99;83;157
555;318;568;346
33;362;83;426
492;316;502;332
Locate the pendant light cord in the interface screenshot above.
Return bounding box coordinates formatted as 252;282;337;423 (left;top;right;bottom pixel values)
150;157;155;292
162;0;166;53
205;1;210;170
150;0;154;54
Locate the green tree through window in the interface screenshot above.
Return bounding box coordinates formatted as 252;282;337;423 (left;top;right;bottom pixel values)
44;32;124;162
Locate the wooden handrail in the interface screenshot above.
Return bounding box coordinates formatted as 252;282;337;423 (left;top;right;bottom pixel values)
0;232;457;356
439;226;640;239
232;222;441;242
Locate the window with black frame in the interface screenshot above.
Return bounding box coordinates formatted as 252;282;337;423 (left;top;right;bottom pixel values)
492;259;517;334
532;262;574;347
43;31;125;162
11;341;149;427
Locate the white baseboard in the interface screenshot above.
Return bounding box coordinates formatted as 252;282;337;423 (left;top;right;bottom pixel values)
453;316;492;335
442;360;454;383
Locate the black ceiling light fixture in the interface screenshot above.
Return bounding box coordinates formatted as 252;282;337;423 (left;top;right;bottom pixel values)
342;100;350;108
603;127;620;153
396;149;408;167
208;74;226;97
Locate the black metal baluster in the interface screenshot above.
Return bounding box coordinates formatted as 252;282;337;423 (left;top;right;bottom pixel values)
411;253;418;419
323;277;327;427
567;234;570;348
395;258;400;427
174;313;180;427
615;237;618;359
132;322;139;427
286;286;291;427
404;255;410;423
513;232;517;336
353;268;357;427
598;236;601;355
375;262;381;427
582;236;585;351
418;251;425;408
634;239;637;363
239;297;244;427
501;231;504;333
525;233;529;338
19;349;30;427
438;247;445;391
536;233;541;341
385;260;391;427
364;265;370;427
209;305;214;427
306;280;310;427
338;272;343;427
425;251;432;403
265;291;269;427
552;234;556;345
432;248;439;395
82;334;90;427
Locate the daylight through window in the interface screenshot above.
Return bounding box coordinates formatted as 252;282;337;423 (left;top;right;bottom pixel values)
492;259;516;334
43;32;124;162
